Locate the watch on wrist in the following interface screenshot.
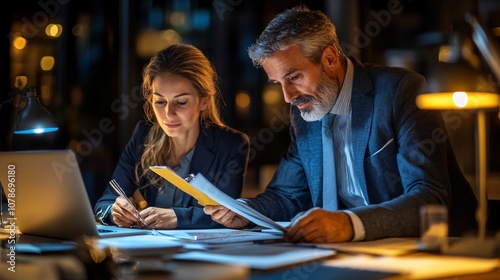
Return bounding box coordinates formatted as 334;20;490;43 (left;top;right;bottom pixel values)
95;205;112;225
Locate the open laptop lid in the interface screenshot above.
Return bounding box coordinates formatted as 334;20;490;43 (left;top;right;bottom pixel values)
0;149;148;240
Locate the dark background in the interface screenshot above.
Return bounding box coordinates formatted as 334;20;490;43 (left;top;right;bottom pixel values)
1;0;500;212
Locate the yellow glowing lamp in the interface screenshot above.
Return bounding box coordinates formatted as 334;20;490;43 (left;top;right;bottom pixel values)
416;91;500;110
415;88;500;257
415;14;500;258
417;90;499;258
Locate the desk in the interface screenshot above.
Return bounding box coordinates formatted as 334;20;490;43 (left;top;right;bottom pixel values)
1;233;500;280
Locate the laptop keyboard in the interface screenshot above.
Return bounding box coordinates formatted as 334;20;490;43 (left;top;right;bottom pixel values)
98;228;117;233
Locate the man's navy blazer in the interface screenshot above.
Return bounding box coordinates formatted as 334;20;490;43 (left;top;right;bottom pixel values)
246;59;478;240
94;121;249;229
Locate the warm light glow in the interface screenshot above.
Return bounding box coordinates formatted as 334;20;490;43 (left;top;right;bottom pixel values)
493;27;500;37
72;24;83;36
160;29;181;44
416;92;500;110
13;36;27;50
136;29;182;58
40;56;55;71
235;91;251;109
170;12;186;26
452;91;468;108
46;24;63;37
438;46;451;62
15;76;28;89
263;87;282;105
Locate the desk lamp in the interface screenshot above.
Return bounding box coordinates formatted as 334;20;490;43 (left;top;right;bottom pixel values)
12;87;59;135
8;86;60;151
416;13;500;258
0;86;59;228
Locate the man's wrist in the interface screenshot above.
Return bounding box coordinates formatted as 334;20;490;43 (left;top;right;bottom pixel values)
342;210;366;241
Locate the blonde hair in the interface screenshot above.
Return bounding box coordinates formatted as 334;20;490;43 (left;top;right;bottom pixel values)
138;44;224;187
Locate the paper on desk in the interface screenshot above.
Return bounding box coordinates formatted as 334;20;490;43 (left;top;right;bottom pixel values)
320;238;418;256
97;235;183;256
153;228;283;244
150;166;219;206
325;254;499;279
150;166;286;233
173;244;336;269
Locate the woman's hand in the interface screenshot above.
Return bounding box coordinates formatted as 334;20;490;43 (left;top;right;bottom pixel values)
140;207;178;229
111;196;141;227
203;205;249;228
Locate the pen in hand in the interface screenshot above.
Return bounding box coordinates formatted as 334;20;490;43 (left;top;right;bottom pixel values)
109;179;148;228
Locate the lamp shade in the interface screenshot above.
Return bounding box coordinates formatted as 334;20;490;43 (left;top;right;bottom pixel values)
419;12;499;111
13;87;59;135
418;50;499;110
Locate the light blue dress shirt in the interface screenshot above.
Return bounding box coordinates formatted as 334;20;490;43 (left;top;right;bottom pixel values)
155;147;195;208
327;58;367;241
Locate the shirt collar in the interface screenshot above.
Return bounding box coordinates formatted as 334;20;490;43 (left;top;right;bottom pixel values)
329;58;353;115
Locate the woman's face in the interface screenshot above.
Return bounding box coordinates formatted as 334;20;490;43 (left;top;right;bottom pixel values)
151;73;207;140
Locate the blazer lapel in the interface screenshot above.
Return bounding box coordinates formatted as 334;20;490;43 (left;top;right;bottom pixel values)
189;127;215;174
351;60;374;202
183;126;215;205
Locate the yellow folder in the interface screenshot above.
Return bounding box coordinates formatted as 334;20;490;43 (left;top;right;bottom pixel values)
149;166;220;206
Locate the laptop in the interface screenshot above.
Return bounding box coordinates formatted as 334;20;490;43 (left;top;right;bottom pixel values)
0;149;150;241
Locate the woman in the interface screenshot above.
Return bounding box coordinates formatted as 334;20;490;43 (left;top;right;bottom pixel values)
94;44;249;229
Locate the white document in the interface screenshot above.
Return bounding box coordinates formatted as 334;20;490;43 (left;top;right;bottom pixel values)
97;235;183;256
173;244;336;269
152;228;283;244
189;173;287;232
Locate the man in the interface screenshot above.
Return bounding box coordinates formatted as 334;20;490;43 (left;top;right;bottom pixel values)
205;6;477;243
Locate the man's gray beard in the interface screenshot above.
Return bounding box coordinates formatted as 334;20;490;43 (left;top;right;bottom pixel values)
300;70;339;122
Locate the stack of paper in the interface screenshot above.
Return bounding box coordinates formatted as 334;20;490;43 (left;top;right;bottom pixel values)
149;166;286;232
151;228;283;249
173;244;337;269
97;235;183;256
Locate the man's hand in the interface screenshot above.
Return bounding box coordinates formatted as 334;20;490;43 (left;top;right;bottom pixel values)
140;207;177;229
203;205;249;228
285;208;354;243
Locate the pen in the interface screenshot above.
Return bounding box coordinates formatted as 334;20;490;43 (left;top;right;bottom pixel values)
109;179;148;228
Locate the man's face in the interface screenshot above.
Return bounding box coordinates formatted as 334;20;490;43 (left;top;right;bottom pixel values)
261;44;340;121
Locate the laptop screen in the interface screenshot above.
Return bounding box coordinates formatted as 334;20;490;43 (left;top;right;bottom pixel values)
0;149;102;240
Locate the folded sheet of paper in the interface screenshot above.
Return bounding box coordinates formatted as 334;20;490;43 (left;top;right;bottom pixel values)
173;243;336;269
325;253;500;279
149;166;286;232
